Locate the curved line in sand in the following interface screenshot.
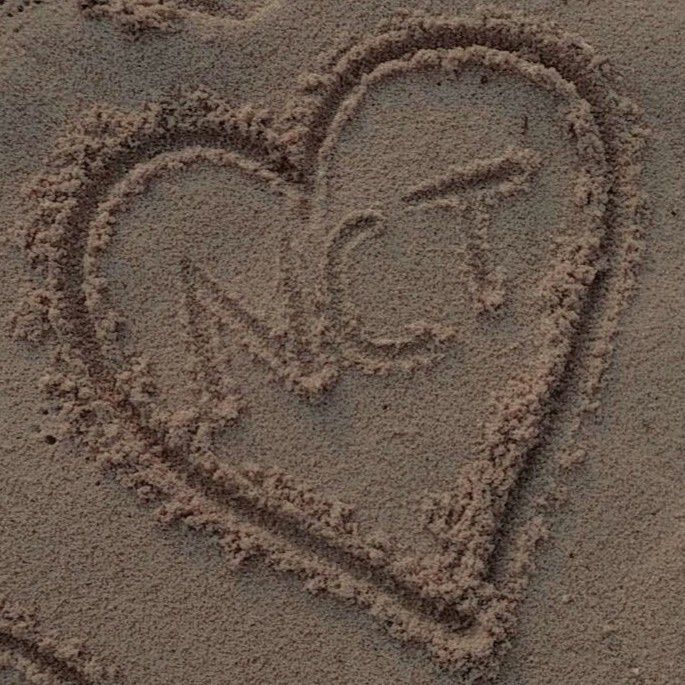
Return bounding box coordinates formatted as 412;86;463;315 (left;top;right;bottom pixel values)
321;209;458;373
0;600;116;684
83;144;301;360
78;0;281;33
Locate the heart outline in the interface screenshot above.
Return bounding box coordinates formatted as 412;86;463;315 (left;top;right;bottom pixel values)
15;9;647;680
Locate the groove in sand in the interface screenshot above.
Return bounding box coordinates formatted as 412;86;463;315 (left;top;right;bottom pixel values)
78;0;280;33
0;600;116;685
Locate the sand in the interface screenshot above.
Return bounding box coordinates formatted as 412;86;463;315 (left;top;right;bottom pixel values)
0;1;683;683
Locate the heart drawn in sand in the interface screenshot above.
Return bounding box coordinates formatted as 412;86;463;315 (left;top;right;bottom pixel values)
15;10;646;681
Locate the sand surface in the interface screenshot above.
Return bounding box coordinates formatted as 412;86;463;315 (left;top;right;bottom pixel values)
0;1;683;683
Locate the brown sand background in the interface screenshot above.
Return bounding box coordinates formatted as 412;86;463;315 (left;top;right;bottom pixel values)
0;1;683;683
